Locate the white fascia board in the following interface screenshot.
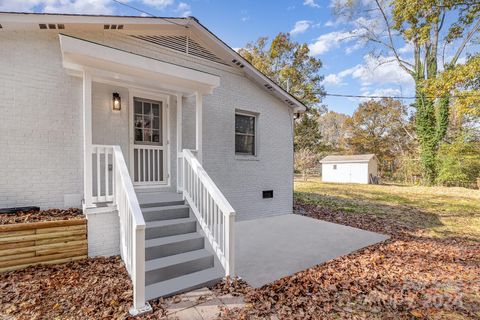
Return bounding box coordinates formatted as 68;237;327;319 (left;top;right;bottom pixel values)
188;21;307;113
59;34;219;94
0;12;188;26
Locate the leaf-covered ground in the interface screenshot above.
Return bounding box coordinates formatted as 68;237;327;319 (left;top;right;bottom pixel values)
0;208;84;225
216;181;480;319
0;256;170;319
1;182;478;319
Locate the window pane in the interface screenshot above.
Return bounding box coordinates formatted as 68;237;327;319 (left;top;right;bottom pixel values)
135;129;143;142
235;134;255;155
134;100;142;114
235;114;255;134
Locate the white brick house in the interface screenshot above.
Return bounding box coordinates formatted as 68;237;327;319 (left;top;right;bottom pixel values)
0;12;305;314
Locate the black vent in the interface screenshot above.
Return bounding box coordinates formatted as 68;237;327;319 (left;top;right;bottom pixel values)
0;24;3;29
39;24;47;29
104;24;124;30
263;190;273;199
39;23;65;30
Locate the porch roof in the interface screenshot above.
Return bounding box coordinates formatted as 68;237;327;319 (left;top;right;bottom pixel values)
59;34;220;95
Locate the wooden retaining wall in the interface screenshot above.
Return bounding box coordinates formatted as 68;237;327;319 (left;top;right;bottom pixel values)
0;219;87;272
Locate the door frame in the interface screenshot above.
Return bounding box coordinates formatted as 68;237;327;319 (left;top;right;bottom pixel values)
128;88;170;187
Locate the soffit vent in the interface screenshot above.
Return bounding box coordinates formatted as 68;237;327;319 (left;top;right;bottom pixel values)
39;23;65;30
231;59;245;68
104;24;124;30
0;24;3;29
131;35;227;65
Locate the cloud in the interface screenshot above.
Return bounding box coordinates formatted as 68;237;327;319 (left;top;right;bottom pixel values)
359;87;402;102
175;2;191;16
290;20;312;35
0;0;115;14
141;0;175;9
323;73;345;85
308;30;360;55
324;55;413;94
303;0;320;8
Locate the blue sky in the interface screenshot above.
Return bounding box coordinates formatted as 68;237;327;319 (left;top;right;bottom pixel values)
0;0;421;115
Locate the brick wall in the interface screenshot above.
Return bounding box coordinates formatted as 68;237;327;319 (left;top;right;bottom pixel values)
85;208;120;257
0;30;294;221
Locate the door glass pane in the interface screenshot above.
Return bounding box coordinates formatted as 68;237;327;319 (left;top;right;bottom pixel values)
144;103;151;116
152;130;160;143
134;100;142;114
135;115;143;128
144;129;152;142
135;129;143;142
153;117;159;130
152;104;159;116
143;115;151;128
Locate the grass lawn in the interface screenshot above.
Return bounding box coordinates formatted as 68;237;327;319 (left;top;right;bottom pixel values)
294;178;480;241
217;179;480;319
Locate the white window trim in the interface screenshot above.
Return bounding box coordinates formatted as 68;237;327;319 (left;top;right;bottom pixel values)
235;109;259;161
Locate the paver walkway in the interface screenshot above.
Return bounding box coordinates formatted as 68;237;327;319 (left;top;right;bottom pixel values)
161;287;244;320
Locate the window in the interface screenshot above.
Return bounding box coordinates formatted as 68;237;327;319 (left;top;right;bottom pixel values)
333;164;337;170
235;113;256;155
134;98;162;145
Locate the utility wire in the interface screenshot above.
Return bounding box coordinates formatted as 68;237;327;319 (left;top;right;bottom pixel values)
112;0;188;27
323;92;480;99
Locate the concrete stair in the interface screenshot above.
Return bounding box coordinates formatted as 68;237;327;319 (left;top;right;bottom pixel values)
136;189;223;300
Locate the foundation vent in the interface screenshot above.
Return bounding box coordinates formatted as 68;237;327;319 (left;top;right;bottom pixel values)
131;35;227;65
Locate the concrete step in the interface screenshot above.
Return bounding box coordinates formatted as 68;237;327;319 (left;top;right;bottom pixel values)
145;218;197;239
142;205;190;222
140;200;185;209
145;265;224;300
145;232;205;260
145;249;214;285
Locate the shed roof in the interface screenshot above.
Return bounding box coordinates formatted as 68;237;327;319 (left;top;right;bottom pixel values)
320;154;377;163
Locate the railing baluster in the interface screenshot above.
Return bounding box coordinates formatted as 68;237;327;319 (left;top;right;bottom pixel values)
105;148;109;199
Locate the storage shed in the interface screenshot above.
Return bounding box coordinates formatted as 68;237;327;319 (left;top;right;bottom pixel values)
320;154;379;184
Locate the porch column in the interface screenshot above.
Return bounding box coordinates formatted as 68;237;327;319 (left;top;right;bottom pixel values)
83;71;93;208
195;91;203;164
176;94;183;193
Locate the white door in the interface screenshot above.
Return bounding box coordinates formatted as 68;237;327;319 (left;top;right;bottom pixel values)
131;96;167;185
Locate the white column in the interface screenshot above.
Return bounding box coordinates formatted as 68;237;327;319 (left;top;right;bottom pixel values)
176;94;183;192
83;71;93;208
195;92;203;163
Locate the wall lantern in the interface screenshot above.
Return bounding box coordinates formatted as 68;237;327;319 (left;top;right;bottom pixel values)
112;92;121;111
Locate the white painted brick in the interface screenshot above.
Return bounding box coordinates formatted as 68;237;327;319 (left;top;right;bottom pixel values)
0;30;294;221
86;208;120;257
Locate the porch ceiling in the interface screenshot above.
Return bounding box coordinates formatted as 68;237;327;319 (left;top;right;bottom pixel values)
59;34;220;95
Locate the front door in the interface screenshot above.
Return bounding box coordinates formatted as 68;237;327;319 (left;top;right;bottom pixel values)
131;96;167;185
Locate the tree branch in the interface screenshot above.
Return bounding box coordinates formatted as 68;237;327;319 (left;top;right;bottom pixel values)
450;18;480;66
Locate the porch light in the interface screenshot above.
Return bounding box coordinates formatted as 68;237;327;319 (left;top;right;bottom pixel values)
112;92;121;111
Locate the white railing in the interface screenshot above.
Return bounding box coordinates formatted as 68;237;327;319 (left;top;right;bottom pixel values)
90;144;150;315
91;145;115;203
182;149;236;276
133;145;166;185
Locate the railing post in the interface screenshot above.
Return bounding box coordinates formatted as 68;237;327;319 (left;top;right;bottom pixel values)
225;213;235;277
129;226;152;316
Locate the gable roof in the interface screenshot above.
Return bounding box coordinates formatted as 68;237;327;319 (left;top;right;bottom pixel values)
320;154;377;163
0;12;306;113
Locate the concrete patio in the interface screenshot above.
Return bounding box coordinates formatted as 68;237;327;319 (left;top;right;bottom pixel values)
235;214;389;287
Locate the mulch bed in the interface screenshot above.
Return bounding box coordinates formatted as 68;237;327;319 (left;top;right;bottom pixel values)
0;256;170;320
0;208;84;225
214;203;480;320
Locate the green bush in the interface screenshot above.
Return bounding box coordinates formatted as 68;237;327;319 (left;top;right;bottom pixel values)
436;135;480;186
